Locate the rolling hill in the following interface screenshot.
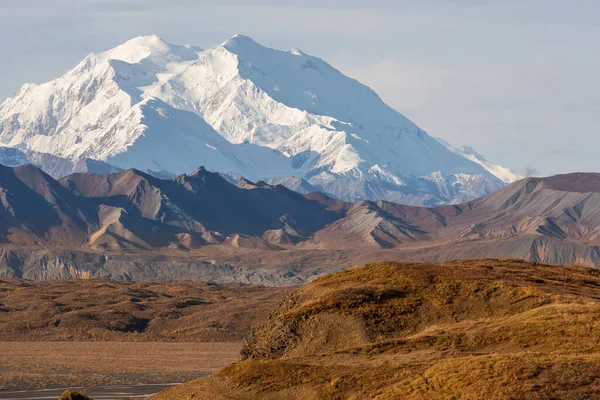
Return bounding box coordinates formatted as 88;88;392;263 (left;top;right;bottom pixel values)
149;259;600;400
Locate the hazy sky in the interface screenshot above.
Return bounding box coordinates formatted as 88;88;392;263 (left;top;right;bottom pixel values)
1;0;598;175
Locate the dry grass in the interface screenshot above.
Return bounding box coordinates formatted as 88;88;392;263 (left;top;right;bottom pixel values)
0;278;290;342
0;341;241;390
0;279;289;392
150;259;600;400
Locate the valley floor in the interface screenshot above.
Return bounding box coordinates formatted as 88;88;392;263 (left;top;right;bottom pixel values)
0;341;241;391
0;384;177;400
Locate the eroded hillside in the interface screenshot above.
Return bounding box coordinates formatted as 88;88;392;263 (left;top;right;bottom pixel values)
2;165;600;275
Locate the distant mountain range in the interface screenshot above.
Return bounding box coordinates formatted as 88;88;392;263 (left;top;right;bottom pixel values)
0;35;521;206
1;164;598;282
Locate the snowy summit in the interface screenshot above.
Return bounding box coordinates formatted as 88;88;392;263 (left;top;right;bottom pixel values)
0;34;519;205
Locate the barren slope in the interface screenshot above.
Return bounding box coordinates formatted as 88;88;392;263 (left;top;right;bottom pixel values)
2;166;600;277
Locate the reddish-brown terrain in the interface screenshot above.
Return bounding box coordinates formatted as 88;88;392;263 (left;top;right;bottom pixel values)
0;278;290;390
0;278;289;341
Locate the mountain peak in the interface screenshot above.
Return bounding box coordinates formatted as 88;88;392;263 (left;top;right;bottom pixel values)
222;34;264;53
124;34;165;46
189;166;208;176
97;35;169;63
112;34;169;53
188;166;228;182
97;35;200;65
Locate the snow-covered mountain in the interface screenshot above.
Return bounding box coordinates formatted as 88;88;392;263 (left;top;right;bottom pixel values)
435;138;522;184
0;34;519;205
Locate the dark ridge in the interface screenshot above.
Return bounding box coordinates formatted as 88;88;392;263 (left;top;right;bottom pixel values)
1;165;600;267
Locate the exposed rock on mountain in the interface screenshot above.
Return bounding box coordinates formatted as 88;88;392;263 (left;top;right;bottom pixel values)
0;165;599;281
1;164;344;251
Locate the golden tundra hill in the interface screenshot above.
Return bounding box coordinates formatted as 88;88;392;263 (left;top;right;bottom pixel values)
148;259;600;400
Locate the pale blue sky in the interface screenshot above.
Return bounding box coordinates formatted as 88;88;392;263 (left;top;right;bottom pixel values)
1;0;598;175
